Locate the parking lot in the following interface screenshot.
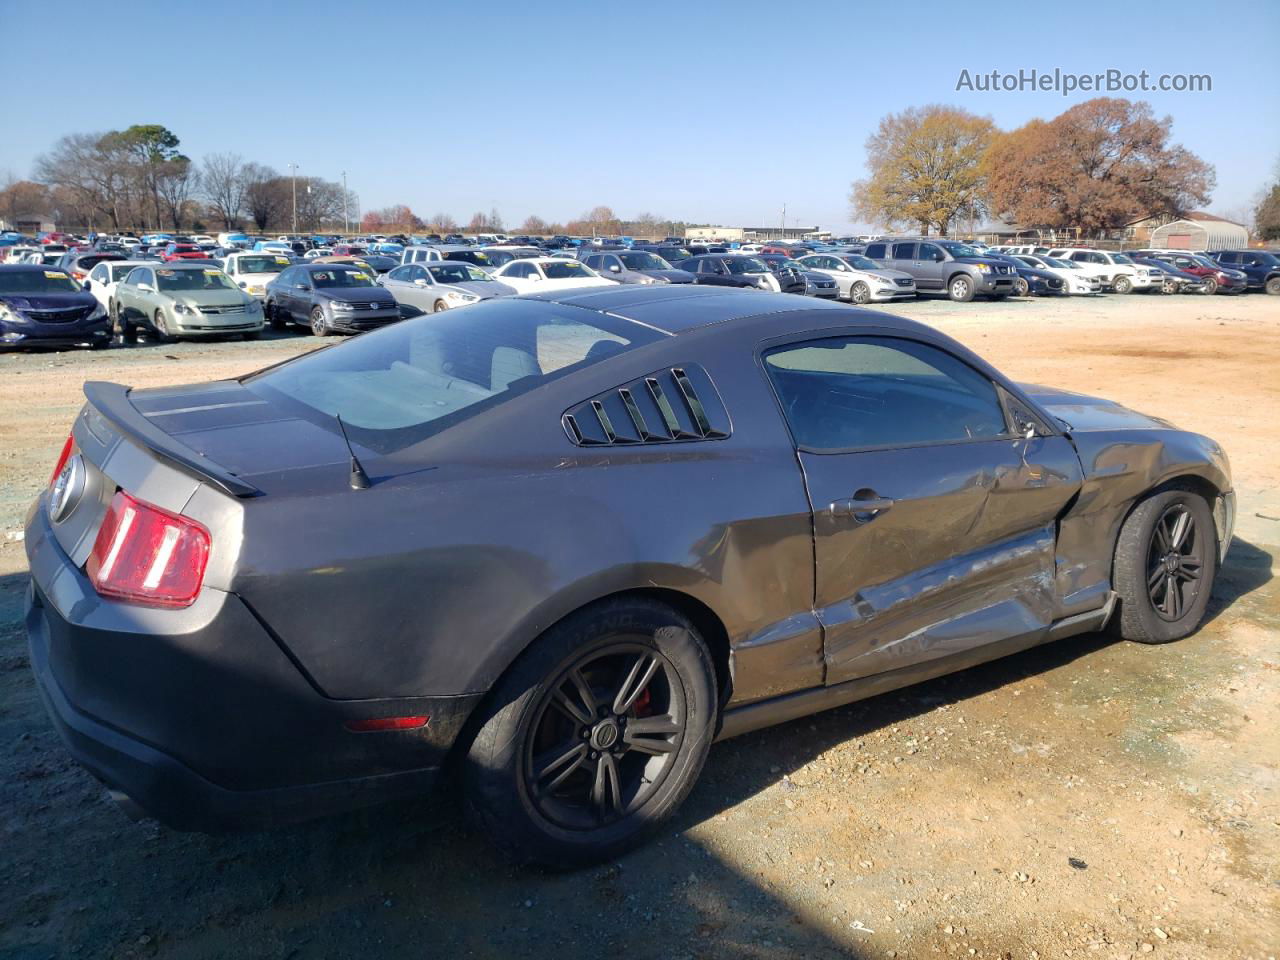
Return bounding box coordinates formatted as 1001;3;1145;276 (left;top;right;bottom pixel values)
1;292;1276;960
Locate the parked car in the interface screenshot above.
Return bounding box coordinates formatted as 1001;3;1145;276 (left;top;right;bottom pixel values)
985;254;1066;297
85;259;152;311
1134;252;1248;296
24;285;1233;866
55;251;128;283
0;263;111;349
490;257;616;294
265;262;400;336
1128;257;1208;295
112;263;264;342
1042;249;1156;293
381;261;516;313
796;253;917;303
1010;255;1101;295
757;254;814;295
674;254;779;291
759;242;811;257
863;239;1016;301
161;243;208;262
221;251;295;301
580;250;695;285
1206;250;1280;295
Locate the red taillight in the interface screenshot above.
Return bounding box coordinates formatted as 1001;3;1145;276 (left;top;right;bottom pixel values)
344;716;430;733
49;433;75;486
86;491;211;608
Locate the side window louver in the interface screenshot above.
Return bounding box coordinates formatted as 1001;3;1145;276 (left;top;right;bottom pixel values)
562;364;731;446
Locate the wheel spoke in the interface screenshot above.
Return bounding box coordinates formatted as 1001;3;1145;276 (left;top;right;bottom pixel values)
1167;574;1182;619
591;752;623;816
1148;565;1166;590
1169;510;1191;550
623;715;680;755
551;668;598;726
612;654;660;715
534;742;589;793
1154;518;1172;552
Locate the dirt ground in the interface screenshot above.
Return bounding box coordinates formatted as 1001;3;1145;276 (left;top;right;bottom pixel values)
0;292;1276;960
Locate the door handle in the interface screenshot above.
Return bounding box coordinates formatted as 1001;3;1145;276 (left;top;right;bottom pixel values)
830;495;895;521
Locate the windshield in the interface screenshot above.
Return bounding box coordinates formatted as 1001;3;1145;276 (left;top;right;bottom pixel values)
0;269;80;293
237;255;291;274
155;268;236;292
1112;254;1134;265
429;263;490;283
245;299;660;453
726;257;769;275
541;261;595;279
654;248;689;262
312;268;376;288
841;255;878;270
938;242;981;258
483;250;517;266
619;252;670;271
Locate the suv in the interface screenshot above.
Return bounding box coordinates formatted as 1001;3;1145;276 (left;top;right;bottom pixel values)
1044;249;1156;293
863;239;1015;302
1207;250;1280;295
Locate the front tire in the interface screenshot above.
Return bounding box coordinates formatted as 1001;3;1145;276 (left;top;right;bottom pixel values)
310;306;330;336
1013;277;1029;297
464;597;717;868
849;281;870;304
1201;277;1218;296
1113;275;1133;294
1265;276;1280;296
1112;489;1217;644
948;275;975;302
153;309;175;343
433;299;449;313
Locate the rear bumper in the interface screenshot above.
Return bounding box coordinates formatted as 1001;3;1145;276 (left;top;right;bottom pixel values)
23;498;480;831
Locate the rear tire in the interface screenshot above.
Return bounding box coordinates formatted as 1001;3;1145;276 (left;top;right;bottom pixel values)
1265;276;1280;296
1112;488;1217;644
463;597;717;868
267;300;288;330
111;301;137;344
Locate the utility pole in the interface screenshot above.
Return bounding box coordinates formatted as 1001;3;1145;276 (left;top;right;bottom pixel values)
288;163;299;236
342;170;349;237
781;203;786;240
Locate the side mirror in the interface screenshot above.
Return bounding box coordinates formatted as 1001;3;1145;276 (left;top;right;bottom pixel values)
294;283;309;290
608;264;621;273
82;280;93;291
528;274;541;281
413;278;427;286
137;283;154;293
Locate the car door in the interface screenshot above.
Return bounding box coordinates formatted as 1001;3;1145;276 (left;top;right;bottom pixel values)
87;262;111;308
889;242;922;288
914;242;947;291
697;257;734;287
761;334;1083;685
382;264;415;309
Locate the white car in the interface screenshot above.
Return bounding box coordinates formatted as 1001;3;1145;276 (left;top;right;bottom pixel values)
737;243;764;254
490;257;617;294
1013;255;1100;295
797;253;917;303
222;250;295;300
85;259;153;311
1045;248;1156;293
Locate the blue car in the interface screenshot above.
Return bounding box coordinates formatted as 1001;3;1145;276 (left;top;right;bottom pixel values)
1130;257;1207;294
987;254;1066;297
1207;250;1280;295
0;264;111;349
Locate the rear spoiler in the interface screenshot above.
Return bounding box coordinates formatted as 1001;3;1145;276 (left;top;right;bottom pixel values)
83;381;262;498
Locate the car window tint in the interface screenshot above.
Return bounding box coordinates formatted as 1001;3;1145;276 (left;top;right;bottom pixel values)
763;336;1010;451
891;242;916;260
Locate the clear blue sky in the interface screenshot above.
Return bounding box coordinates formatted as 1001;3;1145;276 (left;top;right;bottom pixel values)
2;0;1277;232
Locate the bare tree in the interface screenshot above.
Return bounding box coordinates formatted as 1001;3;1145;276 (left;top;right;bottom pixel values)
242;163;282;231
202;153;247;229
156;159;198;230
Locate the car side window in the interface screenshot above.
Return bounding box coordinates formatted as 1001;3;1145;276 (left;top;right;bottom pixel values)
1216;252;1236;263
763;336;1011;452
918;243;944;262
135;268;153;286
89;263;107;283
387;266;410;282
891;242;916;260
864;243;886;259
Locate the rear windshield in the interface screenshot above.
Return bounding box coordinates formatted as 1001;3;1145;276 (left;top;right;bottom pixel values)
246;298;662;453
541;261;595;279
237;255;291;274
0;269;79;293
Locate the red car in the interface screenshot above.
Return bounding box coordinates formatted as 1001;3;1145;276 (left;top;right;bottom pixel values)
39;231;74;246
331;244;366;256
162;243;207;262
760;242;811;257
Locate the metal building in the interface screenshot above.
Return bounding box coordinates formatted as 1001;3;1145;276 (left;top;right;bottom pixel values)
1149;213;1248;251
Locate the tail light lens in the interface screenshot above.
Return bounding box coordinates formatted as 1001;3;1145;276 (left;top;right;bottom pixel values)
86;491;210;608
49;433;75;486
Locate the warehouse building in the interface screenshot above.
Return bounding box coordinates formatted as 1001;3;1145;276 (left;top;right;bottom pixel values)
685;225;822;242
1148;212;1248;250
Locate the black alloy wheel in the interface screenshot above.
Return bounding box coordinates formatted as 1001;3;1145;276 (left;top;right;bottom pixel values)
522;643;685;831
1145;503;1206;623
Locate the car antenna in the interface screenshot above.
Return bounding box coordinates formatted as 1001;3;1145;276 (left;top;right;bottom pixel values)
335;415;371;490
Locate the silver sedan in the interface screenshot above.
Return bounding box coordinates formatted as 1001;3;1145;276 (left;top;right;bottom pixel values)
381;261;517;313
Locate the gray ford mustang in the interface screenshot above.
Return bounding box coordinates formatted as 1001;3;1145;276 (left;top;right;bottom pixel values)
25;286;1234;866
